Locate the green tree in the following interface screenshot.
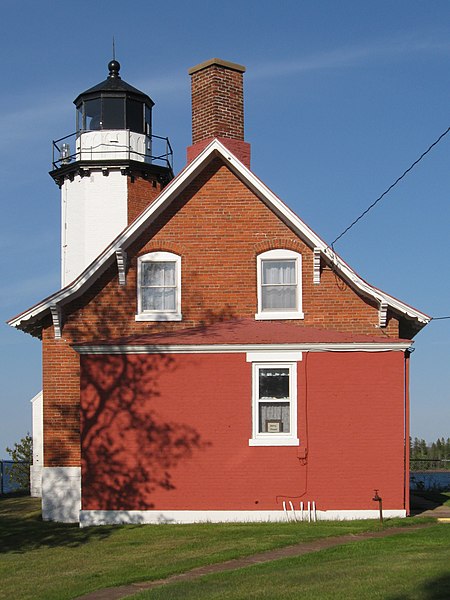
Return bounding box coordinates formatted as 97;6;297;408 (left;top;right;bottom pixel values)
5;434;32;491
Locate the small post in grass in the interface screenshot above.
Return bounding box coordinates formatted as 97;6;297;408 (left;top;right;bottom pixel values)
372;489;383;524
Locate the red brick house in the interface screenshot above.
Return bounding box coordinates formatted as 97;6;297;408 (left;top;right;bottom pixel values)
8;58;429;525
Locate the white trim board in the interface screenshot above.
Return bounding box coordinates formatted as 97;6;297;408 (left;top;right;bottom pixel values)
73;342;413;355
79;508;406;526
8;139;430;334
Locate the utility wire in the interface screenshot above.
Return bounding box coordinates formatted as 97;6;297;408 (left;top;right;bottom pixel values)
431;316;450;320
331;126;450;248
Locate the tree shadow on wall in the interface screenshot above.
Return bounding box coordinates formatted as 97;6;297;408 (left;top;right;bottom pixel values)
81;352;209;511
63;260;240;513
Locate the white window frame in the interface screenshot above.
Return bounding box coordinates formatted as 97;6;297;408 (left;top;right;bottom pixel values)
135;251;182;321
255;249;304;320
247;352;301;447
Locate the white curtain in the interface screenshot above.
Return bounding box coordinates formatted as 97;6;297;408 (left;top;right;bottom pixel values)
141;261;176;311
261;260;296;310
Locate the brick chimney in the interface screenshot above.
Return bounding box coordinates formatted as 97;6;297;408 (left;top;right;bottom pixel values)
187;58;251;168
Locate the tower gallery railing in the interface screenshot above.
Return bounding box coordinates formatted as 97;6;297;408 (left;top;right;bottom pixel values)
52;131;173;171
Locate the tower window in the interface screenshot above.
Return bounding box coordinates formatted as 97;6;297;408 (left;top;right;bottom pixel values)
102;97;125;129
127;99;145;134
84;99;101;130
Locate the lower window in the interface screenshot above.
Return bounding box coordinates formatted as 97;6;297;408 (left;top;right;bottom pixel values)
249;361;299;446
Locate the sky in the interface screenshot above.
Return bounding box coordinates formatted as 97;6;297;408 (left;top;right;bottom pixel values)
1;0;449;455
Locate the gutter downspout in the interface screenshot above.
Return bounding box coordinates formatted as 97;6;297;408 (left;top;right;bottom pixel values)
404;350;411;516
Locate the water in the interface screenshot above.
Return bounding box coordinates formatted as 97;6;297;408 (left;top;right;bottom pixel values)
410;471;450;491
0;460;27;494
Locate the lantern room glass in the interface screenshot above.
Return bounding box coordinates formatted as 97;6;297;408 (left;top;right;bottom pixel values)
103;97;125;129
76;96;149;134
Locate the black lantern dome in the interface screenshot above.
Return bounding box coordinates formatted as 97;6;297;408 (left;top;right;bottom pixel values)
74;60;154;135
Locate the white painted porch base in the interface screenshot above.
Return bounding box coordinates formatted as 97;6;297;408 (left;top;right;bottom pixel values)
79;508;406;527
42;467;81;523
30;465;42;498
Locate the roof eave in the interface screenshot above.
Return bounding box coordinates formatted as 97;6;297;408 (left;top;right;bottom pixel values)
7;138;430;334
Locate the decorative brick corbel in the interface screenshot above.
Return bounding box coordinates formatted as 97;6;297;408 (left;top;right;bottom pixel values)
379;301;388;328
313;247;321;284
116;248;128;286
50;304;62;339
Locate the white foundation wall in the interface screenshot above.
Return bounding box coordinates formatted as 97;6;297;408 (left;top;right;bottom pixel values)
61;171;127;286
30;391;43;497
42;467;81;523
79;509;406;527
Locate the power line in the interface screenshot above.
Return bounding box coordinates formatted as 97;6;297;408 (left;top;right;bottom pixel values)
331;126;450;248
431;316;450;321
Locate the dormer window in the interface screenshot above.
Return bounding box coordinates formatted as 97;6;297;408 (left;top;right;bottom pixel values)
255;249;304;320
135;251;182;321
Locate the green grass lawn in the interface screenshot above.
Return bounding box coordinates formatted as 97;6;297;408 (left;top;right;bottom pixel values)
133;524;450;600
0;495;435;600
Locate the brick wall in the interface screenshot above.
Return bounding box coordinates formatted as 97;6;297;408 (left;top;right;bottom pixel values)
42;157;402;468
80;351;407;512
42;327;81;466
189;58;246;144
127;175;165;224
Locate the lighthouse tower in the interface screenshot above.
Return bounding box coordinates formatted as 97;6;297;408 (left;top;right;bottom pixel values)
50;60;173;287
28;61;173;498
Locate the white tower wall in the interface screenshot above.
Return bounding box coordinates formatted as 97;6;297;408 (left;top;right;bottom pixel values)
61;169;128;286
76;130;150;162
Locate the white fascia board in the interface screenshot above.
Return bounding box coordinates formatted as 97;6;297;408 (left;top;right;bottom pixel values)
73;341;413;355
7;142;221;330
8;139;430;330
219;143;430;325
30;389;43;404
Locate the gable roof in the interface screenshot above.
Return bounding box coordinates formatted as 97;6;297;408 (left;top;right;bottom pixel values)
7;138;430;336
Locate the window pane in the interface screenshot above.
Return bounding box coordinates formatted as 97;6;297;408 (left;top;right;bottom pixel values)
84;99;101;130
262;260;295;285
259;368;289;399
142;262;164;286
259;402;290;433
142;287;162;311
76;106;83;133
140;260;177;312
142;262;175;287
163;288;176;310
145;105;151;136
126;98;144;133
102;97;125;129
262;286;296;310
142;287;176;311
163;263;175;286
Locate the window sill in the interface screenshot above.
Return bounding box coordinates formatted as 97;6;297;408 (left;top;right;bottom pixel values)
255;311;304;321
135;313;182;322
249;437;300;447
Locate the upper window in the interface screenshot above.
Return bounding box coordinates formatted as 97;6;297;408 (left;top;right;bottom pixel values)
135;251;182;321
255;249;303;320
